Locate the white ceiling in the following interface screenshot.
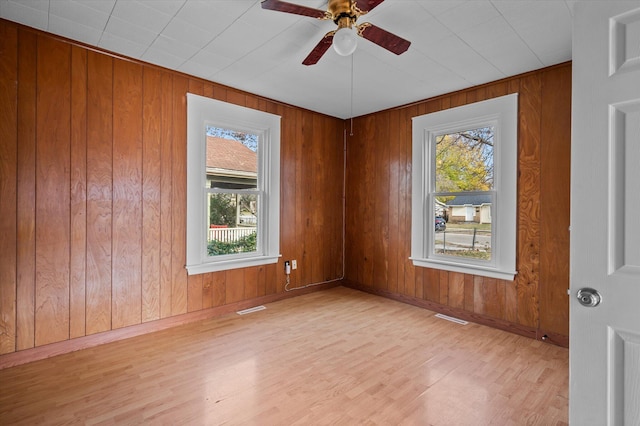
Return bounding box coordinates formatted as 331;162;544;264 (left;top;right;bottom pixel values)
0;0;580;119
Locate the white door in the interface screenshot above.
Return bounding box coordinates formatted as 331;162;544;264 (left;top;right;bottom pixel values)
571;1;640;425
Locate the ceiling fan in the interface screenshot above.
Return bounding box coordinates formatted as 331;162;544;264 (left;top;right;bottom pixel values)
261;0;411;65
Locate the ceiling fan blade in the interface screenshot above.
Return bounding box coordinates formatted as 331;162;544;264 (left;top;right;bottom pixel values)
302;33;335;66
261;0;329;19
354;0;386;13
357;23;410;55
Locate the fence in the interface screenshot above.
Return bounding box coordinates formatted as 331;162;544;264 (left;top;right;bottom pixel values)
208;227;257;243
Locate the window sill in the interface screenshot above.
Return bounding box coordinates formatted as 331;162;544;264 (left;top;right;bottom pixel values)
186;254;280;275
410;257;516;281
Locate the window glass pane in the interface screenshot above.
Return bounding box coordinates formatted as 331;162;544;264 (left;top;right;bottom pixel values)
433;198;492;261
435;126;494;192
206;126;259;257
206;126;258;190
207;193;258;256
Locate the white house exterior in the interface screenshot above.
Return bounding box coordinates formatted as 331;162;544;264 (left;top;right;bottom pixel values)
447;194;492;224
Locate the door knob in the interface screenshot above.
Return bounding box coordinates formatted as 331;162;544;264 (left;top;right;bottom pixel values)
576;288;602;307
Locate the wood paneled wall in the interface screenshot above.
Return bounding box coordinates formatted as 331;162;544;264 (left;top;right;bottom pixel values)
0;17;570;364
344;63;571;346
0;20;344;358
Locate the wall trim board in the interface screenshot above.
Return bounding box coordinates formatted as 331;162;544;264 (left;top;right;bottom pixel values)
0;282;339;370
343;280;569;348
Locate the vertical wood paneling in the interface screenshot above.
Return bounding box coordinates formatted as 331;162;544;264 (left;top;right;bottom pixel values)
505;279;518;323
257;265;266;297
473;276;485;314
466;86;487;104
284;107;302;292
1;21;346;359
387;110;400;294
344;64;571;342
201;273;213;309
361;115;376;288
226;90;245;107
463;274;474;312
34;36;71;346
159;72;173;319
298;111;313;286
373;112;390;291
141;67;162;323
539;66;571;336
69;45;88;339
225;269;245;304
485;81;508;99
244;267;258;300
450;92;467;108
516;74;542;328
331;121;344;280
112;59;143;329
187;274;203;313
439;271;449;305
3;18;571;359
310;114;325;284
423;268;440;303
345;120;363;284
448;272;465;309
211;272;226;307
483;278;505;319
280;106;296;282
265;263;277;297
327;116;342;281
414;264;424;300
86;50;113;335
0;21;18;355
16;28;36;350
188;79;203;97
171;76;188;316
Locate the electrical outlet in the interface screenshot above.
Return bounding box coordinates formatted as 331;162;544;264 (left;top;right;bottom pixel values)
291;259;297;270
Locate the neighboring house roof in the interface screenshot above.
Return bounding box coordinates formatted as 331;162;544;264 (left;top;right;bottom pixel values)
206;136;256;174
447;194;492;206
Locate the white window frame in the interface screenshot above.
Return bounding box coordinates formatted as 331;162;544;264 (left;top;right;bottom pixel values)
411;93;518;281
186;94;281;274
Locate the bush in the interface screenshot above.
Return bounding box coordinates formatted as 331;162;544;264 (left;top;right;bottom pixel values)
208;232;257;256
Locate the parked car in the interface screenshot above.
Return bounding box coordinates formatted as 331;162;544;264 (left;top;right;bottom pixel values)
435;216;446;231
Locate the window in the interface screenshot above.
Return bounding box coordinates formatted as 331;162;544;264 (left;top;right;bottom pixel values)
411;94;518;280
186;94;281;274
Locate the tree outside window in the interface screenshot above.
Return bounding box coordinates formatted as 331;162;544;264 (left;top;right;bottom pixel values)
434;127;494;260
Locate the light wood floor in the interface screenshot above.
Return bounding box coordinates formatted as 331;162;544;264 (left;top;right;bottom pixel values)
0;287;568;425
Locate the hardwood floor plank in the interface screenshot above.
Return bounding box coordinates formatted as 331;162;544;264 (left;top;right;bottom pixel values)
0;287;568;425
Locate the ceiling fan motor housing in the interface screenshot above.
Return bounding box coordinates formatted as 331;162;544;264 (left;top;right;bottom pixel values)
329;0;358;27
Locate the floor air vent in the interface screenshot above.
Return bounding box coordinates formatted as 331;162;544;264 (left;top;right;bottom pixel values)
434;313;468;325
236;305;266;315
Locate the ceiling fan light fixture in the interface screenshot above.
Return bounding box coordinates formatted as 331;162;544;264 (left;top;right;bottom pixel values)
333;26;358;56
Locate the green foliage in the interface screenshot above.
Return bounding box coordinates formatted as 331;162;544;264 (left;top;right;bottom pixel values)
209;193;236;227
435;128;494;193
207;232;257;256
